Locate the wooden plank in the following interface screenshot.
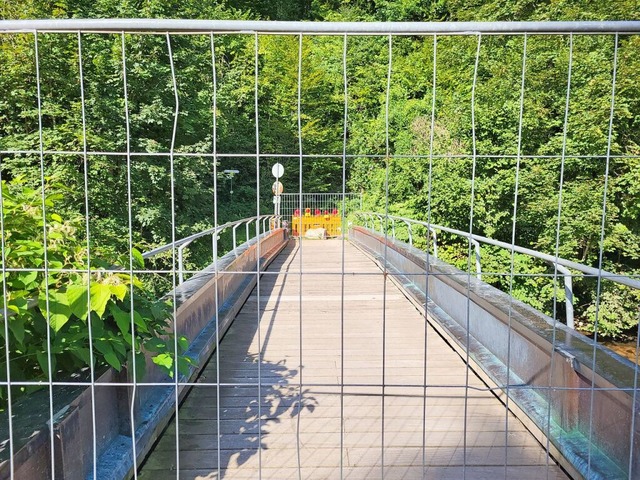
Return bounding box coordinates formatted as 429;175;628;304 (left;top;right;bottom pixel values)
139;239;569;479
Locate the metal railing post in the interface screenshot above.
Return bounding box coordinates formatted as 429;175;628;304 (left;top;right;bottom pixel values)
391;218;396;240
404;220;413;246
555;264;575;329
177;244;186;284
246;220;250;243
430;228;438;258
471;239;481;280
211;229;217;263
232;224;239;256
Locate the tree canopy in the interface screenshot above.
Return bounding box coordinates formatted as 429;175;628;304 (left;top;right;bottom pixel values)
1;0;639;344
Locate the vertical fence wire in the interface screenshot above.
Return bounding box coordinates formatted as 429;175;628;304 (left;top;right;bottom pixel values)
546;33;573;479
296;32;305;479
253;31;263;480
503;33;528;478
210;31;222;480
34;30;57;480
165;33;181;479
122;32;141;479
121;32;140;480
421;33;438;480
380;33;393;478
587;32;619;478
340;32;348;480
296;32;304;480
0;145;15;480
77;32;98;480
462;33;483;479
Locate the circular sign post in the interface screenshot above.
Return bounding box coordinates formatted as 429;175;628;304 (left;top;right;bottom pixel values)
271;163;284;226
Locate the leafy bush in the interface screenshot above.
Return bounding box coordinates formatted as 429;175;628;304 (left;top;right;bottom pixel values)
0;179;191;404
580;282;640;339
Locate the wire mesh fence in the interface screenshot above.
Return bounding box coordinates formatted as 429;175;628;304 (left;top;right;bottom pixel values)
279;193;361;237
0;19;639;480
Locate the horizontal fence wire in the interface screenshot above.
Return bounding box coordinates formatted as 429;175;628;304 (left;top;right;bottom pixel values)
0;19;638;480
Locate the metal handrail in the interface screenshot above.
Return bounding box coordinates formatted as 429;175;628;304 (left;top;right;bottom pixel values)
2;19;640;35
356;212;640;329
142;214;279;284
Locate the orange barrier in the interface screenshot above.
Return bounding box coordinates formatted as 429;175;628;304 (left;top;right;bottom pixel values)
292;210;342;237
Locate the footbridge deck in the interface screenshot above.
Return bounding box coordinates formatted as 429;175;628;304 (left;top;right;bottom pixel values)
139;239;568;479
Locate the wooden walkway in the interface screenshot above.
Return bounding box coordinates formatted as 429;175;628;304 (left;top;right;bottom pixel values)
139;239;569;480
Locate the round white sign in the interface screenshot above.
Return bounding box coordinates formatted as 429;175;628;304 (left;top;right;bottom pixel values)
272;163;284;178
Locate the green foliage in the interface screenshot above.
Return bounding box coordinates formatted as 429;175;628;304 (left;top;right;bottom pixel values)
0;0;639;349
581;283;640;338
0;179;189;404
344;23;640;339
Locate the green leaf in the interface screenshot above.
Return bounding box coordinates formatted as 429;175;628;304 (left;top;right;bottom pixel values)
144;338;166;353
178;336;189;352
109;284;128;302
45;193;64;206
94;339;113;356
152;353;174;377
16;271;38;288
36;351;48;375
36;350;55;376
150;302;167;320
178;356;195;377
133;311;150;333
39;290;72;332
111;338;126;357
89;283;112;318
9;316;25;345
131;248;145;269
104;350;122;371
133;351;146;380
71;347;91;366
67;284;89;320
8;297;29;313
109;304;131;336
50;213;63;223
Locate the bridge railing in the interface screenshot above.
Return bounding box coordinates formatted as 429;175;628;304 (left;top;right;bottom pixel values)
356;211;640;331
142;214;278;284
349;223;640;479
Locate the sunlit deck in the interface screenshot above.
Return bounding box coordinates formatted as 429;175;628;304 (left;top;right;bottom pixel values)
139;239;568;479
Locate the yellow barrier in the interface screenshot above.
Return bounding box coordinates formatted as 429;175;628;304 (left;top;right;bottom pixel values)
292;214;342;237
